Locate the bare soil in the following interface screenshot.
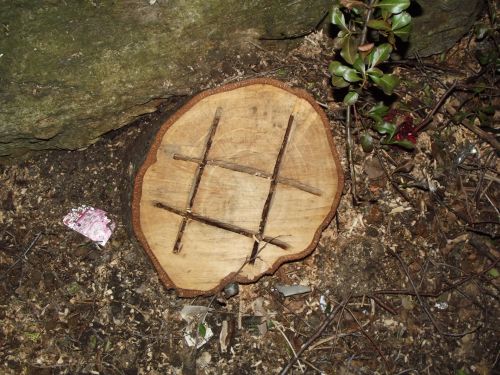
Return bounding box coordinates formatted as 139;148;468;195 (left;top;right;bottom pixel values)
1;30;499;375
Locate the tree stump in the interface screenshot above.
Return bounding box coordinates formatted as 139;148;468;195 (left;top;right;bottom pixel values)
132;79;343;296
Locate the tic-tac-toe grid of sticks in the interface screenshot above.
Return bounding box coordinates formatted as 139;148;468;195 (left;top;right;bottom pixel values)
154;107;323;264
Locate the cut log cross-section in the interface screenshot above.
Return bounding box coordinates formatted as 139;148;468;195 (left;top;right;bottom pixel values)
132;78;344;297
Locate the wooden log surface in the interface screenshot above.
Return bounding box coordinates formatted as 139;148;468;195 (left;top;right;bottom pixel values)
132;78;343;296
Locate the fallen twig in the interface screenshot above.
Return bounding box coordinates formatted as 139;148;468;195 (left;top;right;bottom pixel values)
375;149;415;207
0;232;42;281
459;118;500;153
345;306;390;370
279;294;352;375
273;320;306;373
414;81;458;133
345;105;359;204
387;249;444;334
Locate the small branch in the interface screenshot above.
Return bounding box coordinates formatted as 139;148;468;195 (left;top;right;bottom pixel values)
345;306;390;370
387;249;443;334
365;294;398;315
375;150;415;207
273;320;306;373
460;119;500;153
414;81;458;133
360;0;375;46
345;105;358;204
279;294;352;375
0;232;42;281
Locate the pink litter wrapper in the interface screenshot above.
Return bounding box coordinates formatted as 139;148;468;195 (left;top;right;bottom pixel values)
63;205;116;246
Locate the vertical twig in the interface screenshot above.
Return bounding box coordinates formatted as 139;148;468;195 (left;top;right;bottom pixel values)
345;105;358;204
279;294;352;375
360;0;375;46
414;81;457;133
345;0;375;205
388;249;443;334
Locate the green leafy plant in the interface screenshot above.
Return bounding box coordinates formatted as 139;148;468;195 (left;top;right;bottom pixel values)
329;0;415;152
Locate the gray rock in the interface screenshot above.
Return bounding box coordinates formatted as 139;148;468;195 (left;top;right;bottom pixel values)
407;0;484;57
0;0;329;160
0;0;484;160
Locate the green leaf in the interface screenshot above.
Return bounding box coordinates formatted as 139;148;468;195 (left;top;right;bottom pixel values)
381;8;391;20
477;50;496;66
353;55;365;74
25;332;41;342
367;102;389;122
393;24;412;41
343;91;359;105
343;68;362;82
329;61;349;76
475;24;489;40
360;133;374;152
375;121;396;137
341;37;358;65
367;43;392;68
367;67;384;78
391;11;411;30
198;323;207;338
488;268;499;278
89;335;97;349
370;73;400;95
333;35;347;49
331;6;348;31
376;0;411;14
391;139;415;150
367;19;392;31
331;75;350;88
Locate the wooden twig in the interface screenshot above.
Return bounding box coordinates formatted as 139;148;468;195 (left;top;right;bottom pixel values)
345;105;358;204
360;0;375;46
375;257;499;298
273;320;306;373
279;294;352;375
387;249;443;334
460;118;500;153
374;149;415;207
0;232;42;281
251;114;295;263
345;306;390;370
414;81;458;133
365;294;398;315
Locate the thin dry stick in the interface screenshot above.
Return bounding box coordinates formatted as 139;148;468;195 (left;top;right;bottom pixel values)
344;1;374;205
345;307;390;370
360;0;375;46
279;294;352;375
375;257;499;298
460;118;500;152
414;80;458;133
345;105;358;204
389;254;481;337
365;294;398;315
388;249;443;334
0;232;42;281
273;320;306;373
374;149;415;207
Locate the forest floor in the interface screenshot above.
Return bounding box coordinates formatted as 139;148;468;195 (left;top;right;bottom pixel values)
1;25;499;375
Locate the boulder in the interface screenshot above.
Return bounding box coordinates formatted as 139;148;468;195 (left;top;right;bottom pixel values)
407;0;485;57
0;0;329;160
0;0;484;160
